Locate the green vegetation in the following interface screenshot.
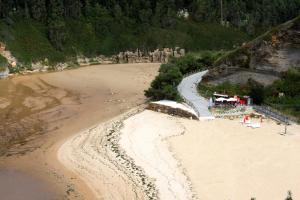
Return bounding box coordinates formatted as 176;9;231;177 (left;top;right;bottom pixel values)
1;0;299;65
265;69;300;120
214;15;300;68
198;68;300;120
0;16;249;65
145;52;221;101
0;54;8;72
0;19;65;64
191;0;300;35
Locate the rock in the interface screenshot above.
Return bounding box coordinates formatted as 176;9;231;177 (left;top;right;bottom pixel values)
179;49;185;56
203;17;300;86
0;67;9;79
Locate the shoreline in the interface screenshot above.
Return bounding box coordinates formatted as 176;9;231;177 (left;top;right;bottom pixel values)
0;63;160;200
58;107;158;200
58;107;300;200
119;110;196;199
58;108;197;200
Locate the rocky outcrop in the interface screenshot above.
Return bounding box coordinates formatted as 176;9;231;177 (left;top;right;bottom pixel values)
77;47;186;66
1;43;185;76
0;42;17;67
203;16;300;85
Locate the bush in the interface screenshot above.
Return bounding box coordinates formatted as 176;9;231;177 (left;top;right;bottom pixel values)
0;55;8;72
146;52;225;101
248;79;265;105
264;69;300;120
145;63;183;101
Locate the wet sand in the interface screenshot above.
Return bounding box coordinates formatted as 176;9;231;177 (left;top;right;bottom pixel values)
0;169;58;200
0;63;160;199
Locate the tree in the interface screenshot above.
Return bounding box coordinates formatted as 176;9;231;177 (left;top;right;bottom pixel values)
29;0;46;21
48;0;66;50
63;0;82;18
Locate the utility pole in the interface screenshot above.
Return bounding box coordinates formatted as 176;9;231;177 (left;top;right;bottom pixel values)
284;116;288;135
220;0;223;25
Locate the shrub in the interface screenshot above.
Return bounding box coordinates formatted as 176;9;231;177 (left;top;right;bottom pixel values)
146;53;224;101
145;63;183;101
0;54;8;72
285;191;293;200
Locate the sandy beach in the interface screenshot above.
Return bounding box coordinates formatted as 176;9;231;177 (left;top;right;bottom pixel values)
0;63;160;199
122;111;300;200
170;118;300;200
60;106;300;200
2;62;300;200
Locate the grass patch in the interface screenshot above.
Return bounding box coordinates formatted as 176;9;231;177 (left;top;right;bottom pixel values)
0;18;65;65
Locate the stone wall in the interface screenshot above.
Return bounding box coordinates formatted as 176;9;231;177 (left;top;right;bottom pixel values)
147;102;198;120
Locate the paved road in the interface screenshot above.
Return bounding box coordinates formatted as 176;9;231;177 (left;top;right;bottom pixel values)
178;70;214;119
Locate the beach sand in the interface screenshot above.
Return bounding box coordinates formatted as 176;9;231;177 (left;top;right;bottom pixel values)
59;107;300;200
0;63;160;199
119;110;194;200
3;62;300;200
169;117;300;200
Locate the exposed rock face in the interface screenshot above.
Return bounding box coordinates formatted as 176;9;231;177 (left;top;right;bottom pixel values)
1;43;185;75
0;42;17;67
77;47;185;66
203;16;300;86
117;48;185;64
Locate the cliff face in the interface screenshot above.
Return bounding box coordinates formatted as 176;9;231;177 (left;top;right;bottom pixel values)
203;16;300;85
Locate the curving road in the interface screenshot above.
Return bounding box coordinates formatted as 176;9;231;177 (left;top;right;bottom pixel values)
177;70;214;120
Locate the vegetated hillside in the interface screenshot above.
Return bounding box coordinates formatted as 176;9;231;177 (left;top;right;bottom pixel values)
191;0;300;35
203;16;300;86
198;16;300;121
0;17;249;65
1;0;299;65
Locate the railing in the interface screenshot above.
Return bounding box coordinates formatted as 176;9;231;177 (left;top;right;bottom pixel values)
252;105;292;125
177;91;201;117
178;69;210;118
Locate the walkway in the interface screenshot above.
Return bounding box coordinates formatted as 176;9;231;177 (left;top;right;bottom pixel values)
177;70;214;120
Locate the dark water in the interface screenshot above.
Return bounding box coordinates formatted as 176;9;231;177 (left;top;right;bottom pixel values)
0;169;58;200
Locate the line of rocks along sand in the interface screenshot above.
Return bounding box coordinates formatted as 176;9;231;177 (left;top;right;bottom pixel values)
58;109;196;200
59;105;300;200
58;108;158;200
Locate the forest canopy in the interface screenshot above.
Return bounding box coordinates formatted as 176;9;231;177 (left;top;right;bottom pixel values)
0;0;299;62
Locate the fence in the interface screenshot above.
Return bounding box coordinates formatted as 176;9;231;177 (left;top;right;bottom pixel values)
252;105;293;125
177;91;201;117
178;69;210;118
